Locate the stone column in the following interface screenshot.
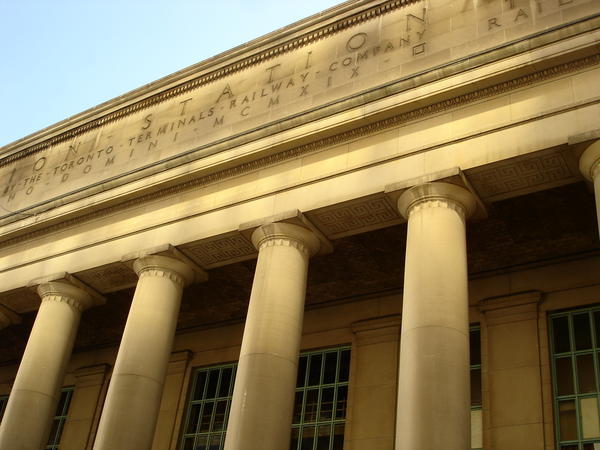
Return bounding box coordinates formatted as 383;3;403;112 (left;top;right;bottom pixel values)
395;182;476;450
93;255;200;450
224;222;320;450
580;140;600;235
0;278;100;450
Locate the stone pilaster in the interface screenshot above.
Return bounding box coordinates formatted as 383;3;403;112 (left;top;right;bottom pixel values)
151;350;193;450
0;275;102;450
224;222;320;450
479;291;545;450
93;252;204;450
346;316;401;450
60;364;110;450
395;182;476;450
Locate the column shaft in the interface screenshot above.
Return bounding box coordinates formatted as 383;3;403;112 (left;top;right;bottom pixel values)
93;255;194;450
395;183;474;450
580;140;600;236
0;282;93;450
224;223;319;450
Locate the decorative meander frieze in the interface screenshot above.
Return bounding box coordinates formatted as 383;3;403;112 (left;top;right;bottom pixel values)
306;195;402;239
180;233;257;269
466;148;580;202
1;54;598;247
75;262;138;294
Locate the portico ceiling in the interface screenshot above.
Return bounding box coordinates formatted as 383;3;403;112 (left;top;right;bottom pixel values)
0;179;596;365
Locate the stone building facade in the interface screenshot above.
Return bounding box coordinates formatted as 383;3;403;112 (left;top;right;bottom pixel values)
0;0;599;449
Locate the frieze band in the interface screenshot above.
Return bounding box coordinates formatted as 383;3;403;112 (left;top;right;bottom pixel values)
0;52;596;248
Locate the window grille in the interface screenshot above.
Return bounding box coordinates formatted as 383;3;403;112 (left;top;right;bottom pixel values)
180;346;351;450
549;306;600;450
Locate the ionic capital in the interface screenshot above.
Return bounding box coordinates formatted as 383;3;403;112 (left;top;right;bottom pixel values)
251;222;321;257
579;140;600;181
397;182;477;221
133;255;197;288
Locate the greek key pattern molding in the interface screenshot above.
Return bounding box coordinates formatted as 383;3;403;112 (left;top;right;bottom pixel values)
307;196;401;239
467;150;578;201
75;262;139;294
180;234;257;268
2;54;598;247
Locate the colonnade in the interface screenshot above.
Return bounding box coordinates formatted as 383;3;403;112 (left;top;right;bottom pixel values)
0;142;598;450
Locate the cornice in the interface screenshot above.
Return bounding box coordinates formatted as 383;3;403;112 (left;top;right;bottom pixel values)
0;0;419;166
0;53;598;248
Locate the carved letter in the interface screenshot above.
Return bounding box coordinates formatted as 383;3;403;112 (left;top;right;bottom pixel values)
268;96;280;107
488;17;501;30
346;32;368;52
514;8;528;21
179;98;193;116
265;64;281;83
216;84;235;103
33;157;46;172
142;114;153;130
65;143;80;162
406;8;426;31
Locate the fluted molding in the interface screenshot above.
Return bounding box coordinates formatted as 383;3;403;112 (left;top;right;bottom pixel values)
133;254;196;288
37;281;96;312
397;182;477;221
250;222;321;257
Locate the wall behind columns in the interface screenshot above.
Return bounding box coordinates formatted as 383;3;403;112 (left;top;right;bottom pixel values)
480;292;545;450
345;316;401;450
60;364;110;450
152;351;193;450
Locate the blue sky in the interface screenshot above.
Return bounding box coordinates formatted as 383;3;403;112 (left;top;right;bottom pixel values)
0;0;343;147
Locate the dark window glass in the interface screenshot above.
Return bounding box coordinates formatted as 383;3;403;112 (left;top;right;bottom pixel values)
556;357;575;396
297;356;308;388
301;426;315;450
470;329;481;366
323;353;337;384
308;354;323;386
553;316;571;353
339;350;350;383
470;368;482;407
573;314;593;350
576;354;596;394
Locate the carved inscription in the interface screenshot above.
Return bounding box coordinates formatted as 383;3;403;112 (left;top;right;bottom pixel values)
0;0;589;216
